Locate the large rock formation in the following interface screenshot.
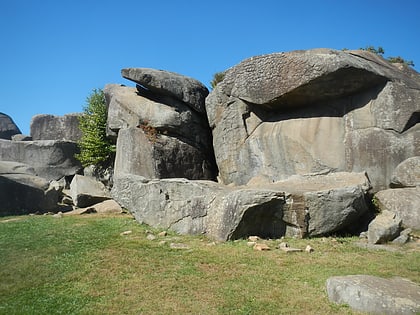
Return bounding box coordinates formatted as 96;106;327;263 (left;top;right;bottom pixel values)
0;113;21;140
30;113;82;141
0;139;82;181
0;161;60;215
206;49;420;192
105;70;216;180
112;172;370;240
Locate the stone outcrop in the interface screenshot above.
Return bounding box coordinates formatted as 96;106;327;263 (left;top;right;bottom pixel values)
105;78;216;180
0;161;60;215
0;139;82;181
326;275;420;314
206;49;420;192
374;188;420;230
121;68;209;113
391;156;420;188
0;113;21;140
112;172;370;240
30;113;82;141
70;174;111;208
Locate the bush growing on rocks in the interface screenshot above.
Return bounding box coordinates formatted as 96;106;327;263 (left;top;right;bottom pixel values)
75;89;115;169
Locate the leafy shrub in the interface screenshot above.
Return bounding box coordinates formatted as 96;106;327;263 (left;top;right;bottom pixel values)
359;45;414;67
75;89;115;169
210;71;226;89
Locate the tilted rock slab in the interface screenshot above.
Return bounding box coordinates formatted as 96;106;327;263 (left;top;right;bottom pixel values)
0;112;21;140
112;172;370;240
70;175;111;208
206;48;420;191
0;139;81;181
0;161;60;215
326;275;420;315
374;187;420;230
30;113;82;141
367;210;402;244
105;84;216;180
121;68;209;114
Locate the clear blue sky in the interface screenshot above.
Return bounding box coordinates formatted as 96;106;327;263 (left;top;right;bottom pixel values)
1;0;419;135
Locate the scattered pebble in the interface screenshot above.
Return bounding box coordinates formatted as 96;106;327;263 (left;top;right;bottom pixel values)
120;230;132;236
247;241;256;247
305;245;314;253
253;243;271;251
146;233;156;241
248;236;260;242
158;231;168;237
52;212;63;218
169;243;190;250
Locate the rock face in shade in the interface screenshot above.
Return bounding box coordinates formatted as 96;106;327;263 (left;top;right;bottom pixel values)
121;68;209;114
326;275;420;315
30;113;82;141
0;139;82;181
205;49;420;192
105;82;217;181
0;113;21;140
70;175;111;208
0;161;60;215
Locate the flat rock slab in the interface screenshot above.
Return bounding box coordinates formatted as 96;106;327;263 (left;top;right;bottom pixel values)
326;275;420;314
121;68;209;114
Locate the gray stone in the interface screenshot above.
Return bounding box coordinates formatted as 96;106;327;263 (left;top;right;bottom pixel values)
104;84;213;153
112;172;371;241
391;157;420;187
30;113;82;141
0;113;21;140
0;139;82;181
368;210;402;244
374;188;420;230
206;49;420;192
326;275;420;314
69;174;111;208
121;68;209;113
114;127;215;180
0;161;60;215
65;199;123;215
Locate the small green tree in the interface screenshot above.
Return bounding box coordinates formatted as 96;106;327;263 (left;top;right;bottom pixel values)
359;45;414;67
210;71;226;89
75;89;115;168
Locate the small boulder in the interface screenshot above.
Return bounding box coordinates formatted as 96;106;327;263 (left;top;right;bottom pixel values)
70;175;111;208
326;275;420;314
391;156;420;188
367;210;402;244
374;188;420;230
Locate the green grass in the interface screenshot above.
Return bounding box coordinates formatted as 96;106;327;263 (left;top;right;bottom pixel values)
0;214;419;315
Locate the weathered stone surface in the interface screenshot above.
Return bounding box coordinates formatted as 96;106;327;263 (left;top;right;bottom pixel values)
255;172;371;237
391;157;420;187
30;113;82;141
114;127;215;180
206;49;420;191
0;161;59;215
0;113;21;140
0;139;82;181
368;210;402;244
121;68;209;113
374;188;420;230
70;175;111;208
112;172;370;240
326;275;420;314
11;134;32;141
112;175;286;241
104;84;212;152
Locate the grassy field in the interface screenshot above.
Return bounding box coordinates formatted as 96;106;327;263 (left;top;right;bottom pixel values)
0;214;419;315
